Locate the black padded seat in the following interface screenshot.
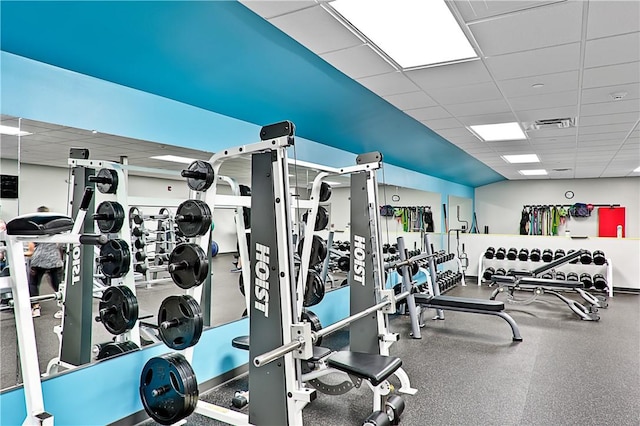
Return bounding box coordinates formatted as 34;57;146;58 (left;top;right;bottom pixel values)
310;346;332;362
327;351;402;386
415;294;505;312
491;275;517;284
509;270;533;277
518;278;583;289
6;213;73;236
232;335;250;351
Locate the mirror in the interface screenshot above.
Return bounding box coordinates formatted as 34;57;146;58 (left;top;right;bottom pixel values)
448;195;473;233
0;115;448;389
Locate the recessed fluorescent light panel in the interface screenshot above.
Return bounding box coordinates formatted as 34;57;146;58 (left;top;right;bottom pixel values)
150;155;198;164
502;154;540;164
330;0;476;68
634;166;640;172
469;122;526;142
0;125;32;136
324;181;342;186
519;169;548;176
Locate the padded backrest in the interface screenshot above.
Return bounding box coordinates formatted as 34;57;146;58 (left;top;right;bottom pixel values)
6;213;74;236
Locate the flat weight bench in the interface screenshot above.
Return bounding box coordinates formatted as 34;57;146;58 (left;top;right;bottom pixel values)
413;294;522;342
490;275;601;321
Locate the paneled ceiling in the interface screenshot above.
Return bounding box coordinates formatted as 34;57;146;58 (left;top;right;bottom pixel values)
243;0;640;180
1;1;639;186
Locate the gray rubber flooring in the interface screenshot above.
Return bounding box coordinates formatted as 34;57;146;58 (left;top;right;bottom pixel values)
140;284;640;426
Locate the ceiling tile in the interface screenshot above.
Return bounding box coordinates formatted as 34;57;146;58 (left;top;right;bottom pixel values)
580;98;640;116
468;1;583;56
239;1;315;19
446;99;512;116
578;139;625;148
581;83;640;105
457;112;518;126
453;0;566;22
498;71;579;98
515;106;578;123
509;90;578;111
421;117;462;130
579;112;640;127
383;91;437;110
405;106;452;121
320;45;394;79
425;82;504;105
586;0;640;40
578;123;637;136
356;72;419;97
529;135;576;143
405;60;493;90
582;61;640;88
584;32;640;69
437;127;478;139
578;131;630;142
268;6;362;55
485;43;580;80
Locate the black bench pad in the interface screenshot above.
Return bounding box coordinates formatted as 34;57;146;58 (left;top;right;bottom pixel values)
232;335;250;350
415;294;505;312
518;278;583;289
7;214;73;236
327;351;401;386
232;336;332;362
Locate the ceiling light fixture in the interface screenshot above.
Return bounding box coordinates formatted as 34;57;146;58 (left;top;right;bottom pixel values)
610;91;628;101
502;154;540;164
330;0;476;68
634;166;640;173
150;155;198;164
531;83;545;89
519;169;548;176
469;122;527;142
0;125;32;136
324;181;342;186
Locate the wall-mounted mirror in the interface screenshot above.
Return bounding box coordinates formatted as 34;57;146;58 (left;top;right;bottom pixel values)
448;195;473;233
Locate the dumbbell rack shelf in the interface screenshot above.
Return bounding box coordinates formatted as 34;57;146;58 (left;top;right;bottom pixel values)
476;252;614;297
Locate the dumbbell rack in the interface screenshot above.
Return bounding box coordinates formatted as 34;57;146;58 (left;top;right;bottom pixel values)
477;250;614;297
130;206;178;288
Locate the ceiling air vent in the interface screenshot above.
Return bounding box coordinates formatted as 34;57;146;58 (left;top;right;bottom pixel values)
525;118;575;131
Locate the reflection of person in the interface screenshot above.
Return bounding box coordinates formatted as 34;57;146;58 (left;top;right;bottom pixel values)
27;207;64;318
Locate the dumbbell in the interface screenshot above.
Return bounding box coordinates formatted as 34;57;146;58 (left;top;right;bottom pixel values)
554;249;566;260
566;272;579;282
580;250;593;265
555;271;566;281
482;267;495;281
580;273;593;289
495;247;506;260
593;250;606;266
135;264;148;274
566;249;579;264
507;268;517;277
541;249;553;262
382;244;390;254
484;247;496;259
387;244;397;254
506;248;518;261
530;248;541;262
518;248;529;261
541;272;553;279
593;274;608;290
494;268;507;276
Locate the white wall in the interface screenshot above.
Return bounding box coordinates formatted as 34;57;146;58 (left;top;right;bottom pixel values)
325;185;441;250
475;177;640;238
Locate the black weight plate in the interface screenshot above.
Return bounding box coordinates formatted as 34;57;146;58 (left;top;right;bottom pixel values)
303;269;325;307
94;168;118;194
239;274;245;296
303;206;329;232
297;235;327;267
140;353;199;425
99;239;131;278
158;295;203;350
183;160;214;192
337;256;350;272
96;341;140;360
175;199;212;237
319;182;332;202
95;201;125;233
301;309;323;346
168;243;209;289
99;285;139;335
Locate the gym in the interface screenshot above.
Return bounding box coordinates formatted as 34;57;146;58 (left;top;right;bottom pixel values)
0;1;638;425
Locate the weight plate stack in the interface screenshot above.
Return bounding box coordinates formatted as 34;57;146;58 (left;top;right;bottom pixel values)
158;295;204;350
140;353;199;425
319;182;332;202
168;243;209;289
303;269;326;307
98;239;131;278
301;309;323;346
92;168;118;194
95;201;125;233
182;160;215;192
98;285;139;335
175;199;212;237
96;341;139;360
